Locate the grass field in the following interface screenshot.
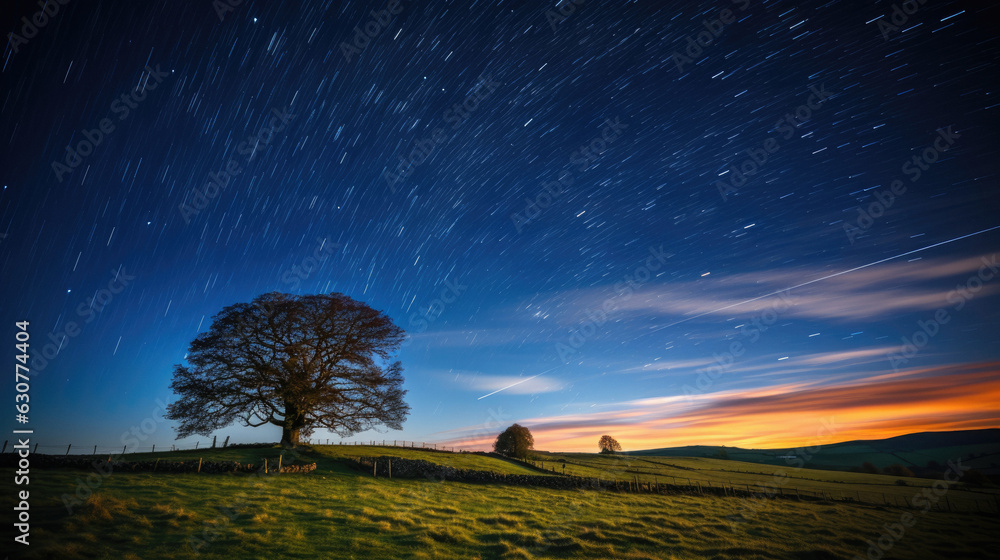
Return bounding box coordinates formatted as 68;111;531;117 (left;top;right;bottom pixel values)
532;452;1000;511
3;445;997;559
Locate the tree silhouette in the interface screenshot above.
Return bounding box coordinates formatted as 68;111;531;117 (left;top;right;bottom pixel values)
165;292;407;446
493;423;534;460
860;461;879;474
882;464;914;477
598;435;622;454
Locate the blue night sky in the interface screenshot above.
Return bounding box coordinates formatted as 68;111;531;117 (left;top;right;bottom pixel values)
2;0;998;454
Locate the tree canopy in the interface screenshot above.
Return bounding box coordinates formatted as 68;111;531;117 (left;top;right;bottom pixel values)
598;435;622;454
165;292;408;446
493;423;534;460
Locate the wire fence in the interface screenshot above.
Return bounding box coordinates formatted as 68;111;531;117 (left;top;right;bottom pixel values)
0;437;473;456
309;439;472;453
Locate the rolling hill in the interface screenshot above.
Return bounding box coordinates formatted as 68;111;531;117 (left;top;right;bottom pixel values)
628;428;1000;474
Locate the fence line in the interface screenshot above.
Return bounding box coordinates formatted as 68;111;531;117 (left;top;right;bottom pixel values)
0;437;470;456
311;439;470;453
0;434;244;456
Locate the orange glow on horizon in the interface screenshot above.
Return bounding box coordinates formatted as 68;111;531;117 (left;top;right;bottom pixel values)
440;361;1000;452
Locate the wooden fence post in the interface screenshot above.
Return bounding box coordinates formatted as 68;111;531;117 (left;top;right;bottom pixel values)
154;458;159;471
373;460;377;478
122;445;127;455
197;457;203;473
388;460;392;479
1;440;6;454
195;441;199;449
93;445;97;455
264;458;268;474
212;436;217;448
223;436;230;448
278;454;283;472
66;444;71;455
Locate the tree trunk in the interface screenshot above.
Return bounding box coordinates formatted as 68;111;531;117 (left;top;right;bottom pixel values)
281;425;300;447
281;402;305;446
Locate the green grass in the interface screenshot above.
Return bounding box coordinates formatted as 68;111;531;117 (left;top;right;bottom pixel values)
3;446;997;559
312;444;557;476
533;452;1000;510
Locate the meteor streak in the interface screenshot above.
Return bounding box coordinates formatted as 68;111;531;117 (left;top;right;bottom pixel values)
657;225;1000;330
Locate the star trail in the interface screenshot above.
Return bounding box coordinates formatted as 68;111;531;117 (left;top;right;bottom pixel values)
2;0;998;453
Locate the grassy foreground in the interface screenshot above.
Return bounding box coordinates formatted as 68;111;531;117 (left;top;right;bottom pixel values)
2;446;997;559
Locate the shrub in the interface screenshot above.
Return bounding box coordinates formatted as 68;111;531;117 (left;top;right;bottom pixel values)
493;424;534;460
882;464;914;477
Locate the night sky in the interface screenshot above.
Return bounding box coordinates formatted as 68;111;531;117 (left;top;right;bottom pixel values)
2;0;999;454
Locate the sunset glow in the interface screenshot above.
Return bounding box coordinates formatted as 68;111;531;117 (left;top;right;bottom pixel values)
441;361;1000;452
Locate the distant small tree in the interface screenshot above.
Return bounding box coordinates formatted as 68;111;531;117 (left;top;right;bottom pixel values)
598;435;622;454
494;424;534;460
882;464;914;477
860;461;879;474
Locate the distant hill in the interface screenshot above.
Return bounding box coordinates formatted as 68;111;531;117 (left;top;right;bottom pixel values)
628;428;1000;475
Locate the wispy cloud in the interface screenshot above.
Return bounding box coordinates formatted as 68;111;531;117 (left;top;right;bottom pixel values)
549;254;999;324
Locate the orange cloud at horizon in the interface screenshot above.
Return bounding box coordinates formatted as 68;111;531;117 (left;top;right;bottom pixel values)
440;361;1000;452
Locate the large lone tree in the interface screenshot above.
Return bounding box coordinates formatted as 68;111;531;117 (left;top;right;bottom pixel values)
166;292;408;446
